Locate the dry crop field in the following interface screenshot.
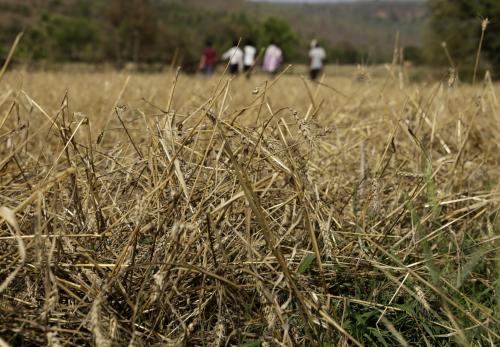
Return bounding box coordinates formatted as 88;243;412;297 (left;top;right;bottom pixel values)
0;66;499;346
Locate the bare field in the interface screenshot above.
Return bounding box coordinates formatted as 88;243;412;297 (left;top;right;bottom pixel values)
0;68;499;346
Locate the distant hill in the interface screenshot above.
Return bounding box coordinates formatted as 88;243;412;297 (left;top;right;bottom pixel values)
178;0;427;59
248;0;424;3
0;0;427;65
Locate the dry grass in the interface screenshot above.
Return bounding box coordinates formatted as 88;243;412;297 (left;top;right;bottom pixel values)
0;65;499;346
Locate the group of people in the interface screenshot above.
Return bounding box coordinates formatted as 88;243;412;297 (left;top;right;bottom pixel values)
199;39;326;80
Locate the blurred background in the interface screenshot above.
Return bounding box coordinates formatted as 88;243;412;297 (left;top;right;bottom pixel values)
0;0;499;78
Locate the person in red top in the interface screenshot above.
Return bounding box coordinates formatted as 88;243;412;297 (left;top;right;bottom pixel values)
199;41;217;76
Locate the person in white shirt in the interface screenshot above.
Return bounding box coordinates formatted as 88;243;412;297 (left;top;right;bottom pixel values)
309;39;326;80
263;41;283;75
222;40;244;75
243;40;257;73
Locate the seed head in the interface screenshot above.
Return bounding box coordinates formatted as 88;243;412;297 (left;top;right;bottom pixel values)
481;18;489;31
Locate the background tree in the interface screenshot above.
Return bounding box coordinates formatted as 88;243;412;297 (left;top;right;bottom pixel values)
425;0;500;78
104;0;157;64
42;13;99;62
257;17;299;62
481;1;500;72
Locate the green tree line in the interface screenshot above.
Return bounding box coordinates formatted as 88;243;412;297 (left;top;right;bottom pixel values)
0;0;386;69
2;0;500;75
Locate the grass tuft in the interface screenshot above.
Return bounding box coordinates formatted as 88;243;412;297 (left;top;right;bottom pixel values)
0;65;498;345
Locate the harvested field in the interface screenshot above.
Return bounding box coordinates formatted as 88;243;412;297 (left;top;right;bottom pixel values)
0;67;499;346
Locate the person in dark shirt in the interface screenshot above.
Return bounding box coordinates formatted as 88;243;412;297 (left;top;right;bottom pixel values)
199;41;217;76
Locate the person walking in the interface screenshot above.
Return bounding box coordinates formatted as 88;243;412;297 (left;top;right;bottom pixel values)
243;40;257;76
262;41;283;75
222;40;244;75
199;40;217;77
309;39;326;81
